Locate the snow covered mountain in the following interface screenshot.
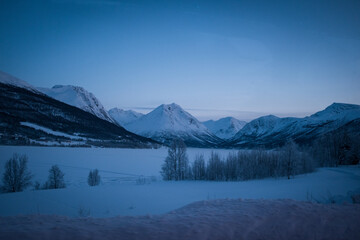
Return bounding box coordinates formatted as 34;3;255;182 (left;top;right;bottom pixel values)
38;85;114;123
230;103;360;148
203;117;247;139
0;70;40;93
125;103;223;147
108;108;144;126
0;71;158;148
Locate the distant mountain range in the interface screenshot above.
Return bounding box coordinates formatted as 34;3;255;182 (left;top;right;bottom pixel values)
1;70;359;149
229;103;360;148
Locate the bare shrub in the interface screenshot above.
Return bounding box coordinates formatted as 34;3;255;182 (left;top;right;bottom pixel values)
1;154;32;193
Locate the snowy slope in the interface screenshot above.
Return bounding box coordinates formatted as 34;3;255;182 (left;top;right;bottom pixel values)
108;108;144;126
203;117;246;139
126;103;222;147
38;85;114;123
231;103;360;147
0;70;39;93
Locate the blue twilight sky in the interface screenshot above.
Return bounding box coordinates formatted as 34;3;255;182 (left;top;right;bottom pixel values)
0;0;360;121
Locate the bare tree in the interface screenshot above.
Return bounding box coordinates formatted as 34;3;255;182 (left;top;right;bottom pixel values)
206;152;223;181
192;154;206;180
161;139;188;181
45;165;65;189
1;154;32;193
282;140;299;179
88;169;101;186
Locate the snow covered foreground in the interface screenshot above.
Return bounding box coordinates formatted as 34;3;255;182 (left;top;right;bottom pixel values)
0;146;360;239
0;146;359;218
1;199;359;240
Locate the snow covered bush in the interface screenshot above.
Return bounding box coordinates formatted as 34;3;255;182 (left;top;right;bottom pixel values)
1;154;32;193
88;169;101;186
136;176;147;185
44;165;65;189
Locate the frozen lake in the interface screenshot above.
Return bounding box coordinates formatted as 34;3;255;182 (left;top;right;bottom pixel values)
0;146;359;217
0;146;235;186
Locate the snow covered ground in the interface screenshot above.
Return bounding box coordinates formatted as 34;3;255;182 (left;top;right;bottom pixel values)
0;146;359;239
1;199;359;240
0;146;359;218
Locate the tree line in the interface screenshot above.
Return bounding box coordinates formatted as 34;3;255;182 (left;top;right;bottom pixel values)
311;130;360;167
162;130;360;182
161;139;333;181
1;154;101;193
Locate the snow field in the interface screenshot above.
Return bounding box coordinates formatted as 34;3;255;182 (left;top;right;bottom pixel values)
0;146;359;218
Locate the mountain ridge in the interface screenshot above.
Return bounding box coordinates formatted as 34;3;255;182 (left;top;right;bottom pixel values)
0;72;158;148
230;102;360;148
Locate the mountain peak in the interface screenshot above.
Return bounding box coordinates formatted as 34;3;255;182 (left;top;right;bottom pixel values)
39;84;113;123
311;103;360;118
325;102;360;112
158;103;182;112
125;103;221;147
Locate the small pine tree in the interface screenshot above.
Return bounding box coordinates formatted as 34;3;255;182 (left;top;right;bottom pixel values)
88;169;101;186
1;154;32;193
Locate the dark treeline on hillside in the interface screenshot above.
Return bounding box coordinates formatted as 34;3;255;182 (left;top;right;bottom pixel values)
311;128;360;167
